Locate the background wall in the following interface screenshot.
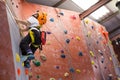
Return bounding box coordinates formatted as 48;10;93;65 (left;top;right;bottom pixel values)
4;0;119;80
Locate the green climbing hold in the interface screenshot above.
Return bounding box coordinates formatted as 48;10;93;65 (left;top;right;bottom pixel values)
33;60;41;67
50;78;56;80
36;75;40;79
40;54;47;61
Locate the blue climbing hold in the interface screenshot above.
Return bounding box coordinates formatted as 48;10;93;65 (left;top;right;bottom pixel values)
69;67;75;73
50;18;54;22
66;39;70;44
96;41;99;44
91;26;94;29
59;12;64;16
46;31;51;34
78;52;83;56
61;54;66;58
64;30;67;34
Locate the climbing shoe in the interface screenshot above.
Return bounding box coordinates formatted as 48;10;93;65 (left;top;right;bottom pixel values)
27;54;35;61
24;60;30;68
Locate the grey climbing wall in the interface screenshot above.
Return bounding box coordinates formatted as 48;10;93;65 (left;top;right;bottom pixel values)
7;3;29;80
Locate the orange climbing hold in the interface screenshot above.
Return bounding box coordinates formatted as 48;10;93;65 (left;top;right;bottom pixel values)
17;68;21;76
25;68;29;75
99;27;109;44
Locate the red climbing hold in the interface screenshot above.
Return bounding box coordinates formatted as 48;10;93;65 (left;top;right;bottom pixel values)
25;68;29;75
17;68;21;76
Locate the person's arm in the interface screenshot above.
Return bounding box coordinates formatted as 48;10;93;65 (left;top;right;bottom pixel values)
15;18;31;31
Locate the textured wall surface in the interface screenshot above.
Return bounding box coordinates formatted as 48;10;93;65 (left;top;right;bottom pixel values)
4;0;119;80
0;1;16;80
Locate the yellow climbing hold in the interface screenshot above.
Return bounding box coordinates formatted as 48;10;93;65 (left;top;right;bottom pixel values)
22;62;24;67
46;41;51;45
109;57;112;61
29;72;32;78
91;61;95;65
49;78;55;80
76;69;81;73
64;72;69;77
87;31;91;37
16;53;20;62
109;40;112;44
90;51;94;57
85;19;89;24
76;36;80;41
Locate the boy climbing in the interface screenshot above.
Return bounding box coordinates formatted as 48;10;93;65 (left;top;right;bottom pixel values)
15;12;47;68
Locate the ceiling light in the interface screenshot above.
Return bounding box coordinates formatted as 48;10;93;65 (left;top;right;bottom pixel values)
90;6;110;20
71;0;99;10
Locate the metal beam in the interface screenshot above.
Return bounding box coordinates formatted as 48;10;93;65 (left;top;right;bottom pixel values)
109;26;120;34
53;0;67;7
99;11;119;24
79;0;112;20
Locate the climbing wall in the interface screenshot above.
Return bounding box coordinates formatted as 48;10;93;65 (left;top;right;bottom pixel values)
5;0;119;80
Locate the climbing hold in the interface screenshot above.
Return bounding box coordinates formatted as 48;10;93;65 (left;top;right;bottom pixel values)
69;67;75;73
50;78;56;80
60;50;64;53
87;31;91;37
25;68;29;75
46;41;51;45
76;69;81;73
85;19;89;24
56;66;60;69
22;62;24;67
64;72;69;77
46;31;51;34
36;75;40;79
61;54;66;58
33;60;41;67
104;67;107;69
94;65;97;68
88;43;91;46
40;54;47;61
50;18;54;22
78;52;83;56
90;51;94;57
109;57;112;61
91;61;95;65
96;41;99;44
71;15;76;20
17;68;21;76
16;53;20;62
29;72;32;78
76;36;80;41
66;39;70;44
98;50;103;55
91;26;94;29
59;12;64;16
109;40;112;44
64;30;67;34
108;74;113;80
101;56;104;63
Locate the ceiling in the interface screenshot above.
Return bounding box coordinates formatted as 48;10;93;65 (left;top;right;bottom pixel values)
26;0;120;39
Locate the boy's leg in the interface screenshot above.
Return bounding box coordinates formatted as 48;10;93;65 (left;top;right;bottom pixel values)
20;34;35;68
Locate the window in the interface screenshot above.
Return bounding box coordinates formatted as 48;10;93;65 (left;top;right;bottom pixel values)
71;0;99;10
90;6;110;20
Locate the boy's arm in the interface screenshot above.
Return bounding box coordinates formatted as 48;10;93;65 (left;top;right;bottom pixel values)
15;18;31;31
